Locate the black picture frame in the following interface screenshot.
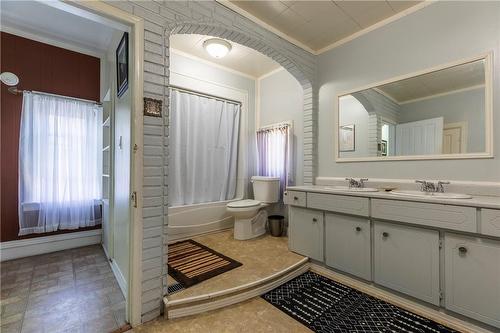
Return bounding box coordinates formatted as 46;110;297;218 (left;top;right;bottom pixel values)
116;32;129;98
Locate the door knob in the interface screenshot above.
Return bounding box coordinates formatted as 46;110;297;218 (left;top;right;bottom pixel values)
382;232;389;238
355;226;362;232
458;246;468;255
312;218;317;222
294;196;299;200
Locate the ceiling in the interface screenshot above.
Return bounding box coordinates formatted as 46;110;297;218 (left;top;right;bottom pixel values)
229;1;422;52
0;1;118;54
170;34;281;78
377;59;486;103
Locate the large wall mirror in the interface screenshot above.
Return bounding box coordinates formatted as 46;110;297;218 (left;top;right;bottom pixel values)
336;54;493;162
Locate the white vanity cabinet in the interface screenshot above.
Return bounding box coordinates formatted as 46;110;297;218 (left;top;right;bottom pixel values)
325;213;371;280
288;206;323;261
444;233;500;328
373;221;440;305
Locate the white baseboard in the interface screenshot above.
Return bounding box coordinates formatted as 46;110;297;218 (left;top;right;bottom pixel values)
101;243;128;297
110;258;128;297
0;229;102;262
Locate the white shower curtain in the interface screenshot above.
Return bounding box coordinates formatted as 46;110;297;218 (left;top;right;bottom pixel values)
18;92;102;235
169;89;240;206
256;124;291;195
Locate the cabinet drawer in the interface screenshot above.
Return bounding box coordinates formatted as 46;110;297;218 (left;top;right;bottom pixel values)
482;209;500;238
284;190;307;207
307;192;369;217
372;199;476;232
374;221;440;305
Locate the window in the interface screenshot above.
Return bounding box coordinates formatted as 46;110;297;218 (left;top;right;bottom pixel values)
256;123;292;195
18;92;102;235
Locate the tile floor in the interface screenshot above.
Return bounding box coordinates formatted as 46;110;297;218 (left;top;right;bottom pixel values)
1;245;126;333
132;297;312;333
167;230;306;301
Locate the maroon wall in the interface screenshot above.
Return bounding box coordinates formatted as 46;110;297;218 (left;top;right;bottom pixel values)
1;32;101;242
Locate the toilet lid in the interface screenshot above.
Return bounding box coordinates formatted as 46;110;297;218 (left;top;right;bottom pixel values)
227;199;261;208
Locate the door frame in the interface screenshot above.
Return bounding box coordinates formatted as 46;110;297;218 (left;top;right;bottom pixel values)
66;1;144;326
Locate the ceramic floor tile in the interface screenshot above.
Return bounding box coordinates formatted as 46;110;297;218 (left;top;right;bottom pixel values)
132;298;312;333
1;245;126;333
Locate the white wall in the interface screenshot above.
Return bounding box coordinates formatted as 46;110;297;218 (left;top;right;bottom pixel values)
317;1;500;181
258;68;304;186
399;87;485;153
338;95;370;158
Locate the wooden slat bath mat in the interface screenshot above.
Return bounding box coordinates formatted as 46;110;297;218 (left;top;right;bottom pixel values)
167;239;242;288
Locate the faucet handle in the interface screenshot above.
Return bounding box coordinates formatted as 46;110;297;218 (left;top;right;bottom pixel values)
437;181;450;193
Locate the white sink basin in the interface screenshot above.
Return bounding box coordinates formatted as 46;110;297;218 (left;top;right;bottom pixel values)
391;190;472;199
322;186;379;192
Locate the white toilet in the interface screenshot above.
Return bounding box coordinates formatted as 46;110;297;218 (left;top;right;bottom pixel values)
227;176;280;240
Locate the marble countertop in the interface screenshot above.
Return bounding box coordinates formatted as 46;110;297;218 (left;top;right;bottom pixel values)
287;185;500;210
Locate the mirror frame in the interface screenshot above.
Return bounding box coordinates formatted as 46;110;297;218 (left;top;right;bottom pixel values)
335;52;493;162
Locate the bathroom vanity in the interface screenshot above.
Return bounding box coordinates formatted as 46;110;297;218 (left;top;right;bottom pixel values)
284;186;500;329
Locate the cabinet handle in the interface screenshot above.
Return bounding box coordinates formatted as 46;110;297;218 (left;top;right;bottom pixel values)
294;196;299;200
312;218;317;222
382;232;389;238
458;246;468;255
355;226;362;232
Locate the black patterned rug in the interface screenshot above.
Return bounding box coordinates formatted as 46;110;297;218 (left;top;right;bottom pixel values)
262;271;458;333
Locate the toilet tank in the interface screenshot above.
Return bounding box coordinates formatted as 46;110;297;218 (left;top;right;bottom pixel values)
251;176;280;203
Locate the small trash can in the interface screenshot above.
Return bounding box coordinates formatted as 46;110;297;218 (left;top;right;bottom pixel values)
268;215;284;237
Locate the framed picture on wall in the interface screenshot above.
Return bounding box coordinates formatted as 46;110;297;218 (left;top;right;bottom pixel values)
116;32;129;98
339;124;355;152
381;140;388;156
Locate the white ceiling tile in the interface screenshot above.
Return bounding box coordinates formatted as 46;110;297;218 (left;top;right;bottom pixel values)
386;0;421;12
334;1;395;28
289;1;345;22
231;1;288;23
230;0;423;51
271;8;308;35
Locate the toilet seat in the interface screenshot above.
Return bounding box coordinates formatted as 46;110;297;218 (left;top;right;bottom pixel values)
227;199;261;208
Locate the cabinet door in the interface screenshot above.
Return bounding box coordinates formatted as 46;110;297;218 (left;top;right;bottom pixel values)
445;234;500;328
374;222;440;305
325;213;371;280
289;207;323;261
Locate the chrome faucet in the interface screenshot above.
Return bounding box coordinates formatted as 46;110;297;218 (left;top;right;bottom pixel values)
416;180;450;193
346;178;368;189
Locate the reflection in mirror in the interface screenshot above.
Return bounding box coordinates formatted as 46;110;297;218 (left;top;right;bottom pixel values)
338;58;488;159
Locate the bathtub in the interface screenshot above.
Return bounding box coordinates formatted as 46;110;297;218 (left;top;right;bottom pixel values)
167;199;239;242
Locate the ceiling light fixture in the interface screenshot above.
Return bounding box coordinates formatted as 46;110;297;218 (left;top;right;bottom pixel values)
0;72;19;87
203;38;232;59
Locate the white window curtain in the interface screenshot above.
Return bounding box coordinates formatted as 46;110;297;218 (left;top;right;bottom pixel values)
169;89;240;206
256;124;292;195
18;92;102;235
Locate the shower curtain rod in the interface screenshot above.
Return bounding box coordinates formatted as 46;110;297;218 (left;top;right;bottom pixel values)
8;87;102;106
169;85;242;105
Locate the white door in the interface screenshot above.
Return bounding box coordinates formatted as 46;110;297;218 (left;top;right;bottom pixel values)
444;233;500;328
443;122;467;154
374;222;440;305
396;117;443;155
113;79;131;293
289;207;323;261
325;213;371;280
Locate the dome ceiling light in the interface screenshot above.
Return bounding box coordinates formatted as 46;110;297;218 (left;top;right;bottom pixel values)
203;38;232;59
